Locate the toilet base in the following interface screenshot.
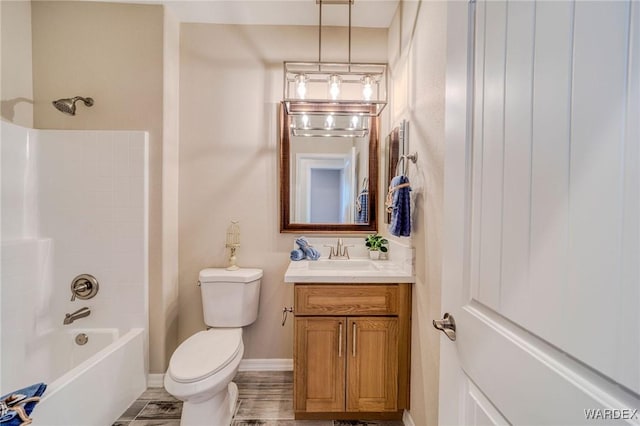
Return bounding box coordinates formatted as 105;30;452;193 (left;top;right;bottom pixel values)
180;382;239;426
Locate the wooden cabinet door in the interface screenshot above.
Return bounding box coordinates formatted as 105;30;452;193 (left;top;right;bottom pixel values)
294;317;346;412
346;317;399;412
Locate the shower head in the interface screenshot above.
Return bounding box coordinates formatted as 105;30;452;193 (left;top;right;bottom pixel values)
52;96;94;116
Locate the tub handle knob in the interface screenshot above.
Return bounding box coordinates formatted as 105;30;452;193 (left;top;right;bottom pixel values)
71;274;99;301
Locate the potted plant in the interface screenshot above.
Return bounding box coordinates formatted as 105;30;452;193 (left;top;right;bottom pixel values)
365;234;388;260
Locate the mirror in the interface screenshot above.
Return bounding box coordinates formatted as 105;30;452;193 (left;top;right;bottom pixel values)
279;102;378;233
384;120;408;223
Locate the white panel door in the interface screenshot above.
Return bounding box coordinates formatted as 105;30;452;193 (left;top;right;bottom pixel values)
440;0;640;424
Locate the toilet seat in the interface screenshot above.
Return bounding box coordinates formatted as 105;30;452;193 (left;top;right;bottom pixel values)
168;328;242;384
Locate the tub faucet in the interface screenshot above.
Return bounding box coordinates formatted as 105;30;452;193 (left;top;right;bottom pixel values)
63;307;91;325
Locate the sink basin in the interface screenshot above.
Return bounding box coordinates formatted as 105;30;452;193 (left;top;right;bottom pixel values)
284;257;414;283
307;259;379;271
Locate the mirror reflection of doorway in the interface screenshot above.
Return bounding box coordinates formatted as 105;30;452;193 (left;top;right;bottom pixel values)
294;153;355;223
309;168;342;223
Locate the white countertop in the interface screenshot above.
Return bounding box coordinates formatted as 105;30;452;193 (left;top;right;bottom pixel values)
284;258;415;283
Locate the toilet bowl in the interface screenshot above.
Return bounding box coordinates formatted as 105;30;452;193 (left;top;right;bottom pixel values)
164;268;262;426
165;329;244;425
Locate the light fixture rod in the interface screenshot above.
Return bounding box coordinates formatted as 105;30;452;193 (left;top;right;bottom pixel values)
348;0;352;69
318;0;322;64
317;0;353;68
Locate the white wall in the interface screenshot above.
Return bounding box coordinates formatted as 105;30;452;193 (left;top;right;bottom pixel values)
1;122;37;240
387;2;447;425
1;122;38;391
36;128;148;333
160;6;181;377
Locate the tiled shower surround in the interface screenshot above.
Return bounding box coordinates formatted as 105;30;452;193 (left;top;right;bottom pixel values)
1;121;148;395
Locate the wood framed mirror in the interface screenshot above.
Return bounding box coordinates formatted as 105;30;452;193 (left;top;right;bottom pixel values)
384;120;408;223
279;102;378;233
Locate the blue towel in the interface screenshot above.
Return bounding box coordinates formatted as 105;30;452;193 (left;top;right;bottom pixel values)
1;382;47;425
295;237;321;260
290;249;305;261
355;189;369;224
302;246;320;260
389;175;411;237
295;236;311;249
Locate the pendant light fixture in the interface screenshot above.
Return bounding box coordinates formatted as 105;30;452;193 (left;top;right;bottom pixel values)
283;0;388;117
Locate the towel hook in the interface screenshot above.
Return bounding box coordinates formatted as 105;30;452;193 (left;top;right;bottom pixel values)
395;152;418;176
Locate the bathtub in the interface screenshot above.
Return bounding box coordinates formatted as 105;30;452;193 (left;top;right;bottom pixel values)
29;328;146;426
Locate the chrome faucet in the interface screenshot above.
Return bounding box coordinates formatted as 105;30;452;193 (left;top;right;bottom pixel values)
63;307;91;325
324;238;352;259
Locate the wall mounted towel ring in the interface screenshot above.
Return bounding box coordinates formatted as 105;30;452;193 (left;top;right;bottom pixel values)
395;152;418;176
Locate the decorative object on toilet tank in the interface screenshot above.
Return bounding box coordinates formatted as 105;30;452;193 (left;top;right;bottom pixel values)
225;221;240;270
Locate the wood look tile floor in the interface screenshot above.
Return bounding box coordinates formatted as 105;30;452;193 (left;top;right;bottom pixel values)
113;371;404;426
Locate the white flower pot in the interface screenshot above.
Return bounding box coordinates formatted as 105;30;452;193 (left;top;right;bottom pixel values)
369;251;380;260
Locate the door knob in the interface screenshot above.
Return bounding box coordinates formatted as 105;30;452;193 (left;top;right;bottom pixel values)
433;313;456;341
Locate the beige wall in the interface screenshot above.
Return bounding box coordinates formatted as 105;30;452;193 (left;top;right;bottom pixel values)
161;8;181;374
1;0;34;127
30;1;168;373
387;1;447;425
178;24;387;358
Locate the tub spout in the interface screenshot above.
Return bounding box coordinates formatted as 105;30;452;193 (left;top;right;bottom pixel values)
63;307;91;325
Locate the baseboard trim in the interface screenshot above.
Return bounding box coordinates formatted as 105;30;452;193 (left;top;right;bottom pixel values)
147;373;165;388
239;358;293;371
402;410;416;426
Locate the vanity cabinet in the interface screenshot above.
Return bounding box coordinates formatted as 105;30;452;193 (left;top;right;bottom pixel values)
293;283;411;420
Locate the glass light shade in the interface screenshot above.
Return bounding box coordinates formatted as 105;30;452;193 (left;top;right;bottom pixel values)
328;74;341;100
361;75;374;101
295;74;308;99
325;114;335;128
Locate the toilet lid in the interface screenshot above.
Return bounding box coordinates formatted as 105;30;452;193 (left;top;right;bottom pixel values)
199;268;263;283
168;329;242;383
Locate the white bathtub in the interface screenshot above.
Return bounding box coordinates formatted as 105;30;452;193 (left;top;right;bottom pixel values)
30;328;146;426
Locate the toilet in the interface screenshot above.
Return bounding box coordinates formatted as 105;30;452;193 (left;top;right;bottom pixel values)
164;268;262;426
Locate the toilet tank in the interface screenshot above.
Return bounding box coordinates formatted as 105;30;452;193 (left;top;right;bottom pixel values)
199;268;262;327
